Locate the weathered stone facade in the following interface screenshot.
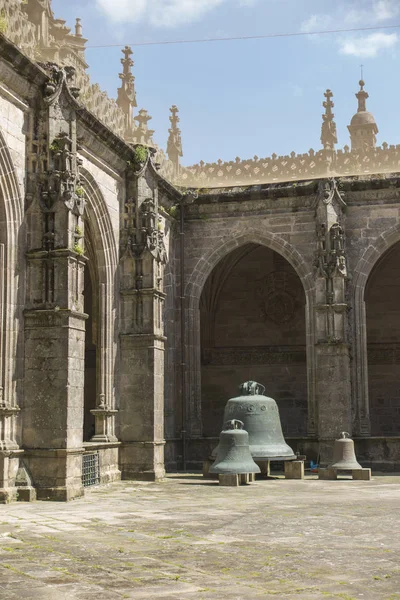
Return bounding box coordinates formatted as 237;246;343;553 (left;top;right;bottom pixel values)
0;1;399;502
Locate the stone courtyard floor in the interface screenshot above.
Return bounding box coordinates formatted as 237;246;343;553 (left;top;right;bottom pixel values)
0;474;400;600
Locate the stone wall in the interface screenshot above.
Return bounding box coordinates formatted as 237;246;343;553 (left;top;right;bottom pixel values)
175;184;317;455
161;176;400;469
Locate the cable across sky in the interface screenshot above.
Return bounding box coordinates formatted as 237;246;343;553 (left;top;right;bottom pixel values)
86;24;400;48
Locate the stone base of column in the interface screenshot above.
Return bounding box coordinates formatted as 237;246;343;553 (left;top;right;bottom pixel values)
0;449;23;504
120;441;165;481
23;448;84;501
90;409;118;443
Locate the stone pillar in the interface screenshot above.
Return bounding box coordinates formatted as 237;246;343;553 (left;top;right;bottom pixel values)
314;180;352;465
352;290;371;436
22;65;88;500
90;283;118;442
119;158;167;481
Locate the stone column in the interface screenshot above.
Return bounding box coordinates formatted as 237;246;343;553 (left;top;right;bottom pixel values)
313;180;352;465
22;65;87;500
119;158;166;481
352;288;371;436
90;283;118;442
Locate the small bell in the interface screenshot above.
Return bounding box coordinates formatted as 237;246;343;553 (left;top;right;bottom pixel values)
330;432;362;470
210;420;261;475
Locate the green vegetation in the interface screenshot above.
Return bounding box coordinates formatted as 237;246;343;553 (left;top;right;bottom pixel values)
132;145;148;166
168;205;179;218
0;10;7;34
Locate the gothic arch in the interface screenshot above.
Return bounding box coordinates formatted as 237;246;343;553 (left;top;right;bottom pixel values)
183;231;316;438
352;224;400;436
0;127;24;448
185;231;314;308
79;168;119;439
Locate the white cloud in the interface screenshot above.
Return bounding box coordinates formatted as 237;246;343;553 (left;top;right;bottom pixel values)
342;0;399;24
301;0;399;31
339;32;398;57
300;1;399;56
96;0;256;28
371;0;399;21
300;14;333;34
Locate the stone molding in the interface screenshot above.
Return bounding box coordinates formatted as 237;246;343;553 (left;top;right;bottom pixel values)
203;346;306;366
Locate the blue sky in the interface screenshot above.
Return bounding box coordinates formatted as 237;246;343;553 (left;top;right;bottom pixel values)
52;0;400;166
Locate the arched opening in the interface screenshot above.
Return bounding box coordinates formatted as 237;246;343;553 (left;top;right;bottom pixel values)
365;241;400;436
83;224;98;442
200;243;307;438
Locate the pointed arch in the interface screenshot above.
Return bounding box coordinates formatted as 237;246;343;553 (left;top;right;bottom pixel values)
352;223;400;436
185;230;314;309
79;168;119;435
0;127;25;448
183;230;316;438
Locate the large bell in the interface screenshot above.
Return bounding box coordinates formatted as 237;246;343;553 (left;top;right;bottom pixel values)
212;381;295;461
330;432;362;470
209;420;261;475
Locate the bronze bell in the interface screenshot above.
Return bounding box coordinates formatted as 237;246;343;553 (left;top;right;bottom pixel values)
212;381;295;461
330;432;362;470
210;420;261;475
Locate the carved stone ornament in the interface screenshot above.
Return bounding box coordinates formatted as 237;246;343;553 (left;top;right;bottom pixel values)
314;179;347;279
40;63;77;105
257;271;298;325
120;197;167;264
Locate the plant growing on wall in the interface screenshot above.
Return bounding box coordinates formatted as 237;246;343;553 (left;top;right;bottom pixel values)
73;242;84;255
168;205;179;218
0;10;7;34
75;186;85;198
49;139;62;153
130;145;149;169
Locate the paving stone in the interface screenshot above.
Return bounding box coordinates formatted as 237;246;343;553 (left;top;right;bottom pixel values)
0;476;400;599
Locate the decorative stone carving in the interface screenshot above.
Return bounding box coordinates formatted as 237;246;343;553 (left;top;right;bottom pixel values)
167;105;183;175
321;89;337;151
133;110;155;146
121;196;167;265
0;0;37;60
117;46;137;141
314;178;348;348
314;179;347;281
257;271;300;325
25;61;86;311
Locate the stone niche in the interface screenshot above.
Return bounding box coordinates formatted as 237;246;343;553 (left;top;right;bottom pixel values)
200;243;307;438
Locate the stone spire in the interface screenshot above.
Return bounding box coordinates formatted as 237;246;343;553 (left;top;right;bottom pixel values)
321;89;338;151
133;109;155;146
117;46;137;142
348;80;378;151
167;105;183;174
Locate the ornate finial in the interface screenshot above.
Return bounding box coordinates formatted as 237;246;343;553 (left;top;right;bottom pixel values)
75;18;82;37
360;63;364;81
117;46;137;141
133;109;155;145
356;78;368;112
167;105;183;174
321;89;338;151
